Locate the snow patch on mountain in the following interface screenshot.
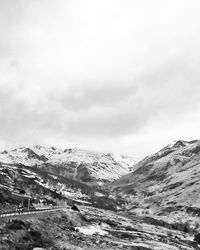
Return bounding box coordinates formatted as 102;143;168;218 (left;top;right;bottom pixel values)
0;146;133;182
114;154;138;171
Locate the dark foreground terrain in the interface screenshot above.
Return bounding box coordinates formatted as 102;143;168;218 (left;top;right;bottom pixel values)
0;206;199;250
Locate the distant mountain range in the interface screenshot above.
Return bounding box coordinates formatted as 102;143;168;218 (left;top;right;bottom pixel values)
0;145;136;211
2;140;200;228
0;146;136;183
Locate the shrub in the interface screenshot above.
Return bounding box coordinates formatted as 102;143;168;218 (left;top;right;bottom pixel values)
6;220;26;230
22;230;52;248
194;233;200;244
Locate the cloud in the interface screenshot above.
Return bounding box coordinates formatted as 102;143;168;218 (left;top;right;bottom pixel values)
50;82;138;111
1;0;200;157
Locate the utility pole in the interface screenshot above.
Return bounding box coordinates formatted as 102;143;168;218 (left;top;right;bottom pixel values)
28;197;30;210
27;193;31;211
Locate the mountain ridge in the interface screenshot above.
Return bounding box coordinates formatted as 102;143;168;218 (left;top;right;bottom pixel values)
111;139;200;227
0;145;138;212
0;145;137;183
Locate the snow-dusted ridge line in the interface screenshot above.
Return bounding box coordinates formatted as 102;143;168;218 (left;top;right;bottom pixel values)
0;145;136;182
138;139;200;165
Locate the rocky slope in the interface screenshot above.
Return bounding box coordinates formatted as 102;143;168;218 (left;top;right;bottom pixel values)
0;160;125;212
111;139;200;227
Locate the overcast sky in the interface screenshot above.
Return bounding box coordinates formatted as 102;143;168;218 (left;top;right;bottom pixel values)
1;0;200;159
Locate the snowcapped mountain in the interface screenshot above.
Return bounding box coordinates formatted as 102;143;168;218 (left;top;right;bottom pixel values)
111;139;200;225
0;146;132;183
1;143;198;250
0;145;138;211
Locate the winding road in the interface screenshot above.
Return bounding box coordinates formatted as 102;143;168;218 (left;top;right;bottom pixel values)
0;206;67;219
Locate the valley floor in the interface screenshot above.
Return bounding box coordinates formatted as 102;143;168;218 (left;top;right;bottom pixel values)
0;206;199;250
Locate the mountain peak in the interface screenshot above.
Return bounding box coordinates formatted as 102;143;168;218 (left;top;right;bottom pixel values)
170;139;198;149
167;139;198;149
